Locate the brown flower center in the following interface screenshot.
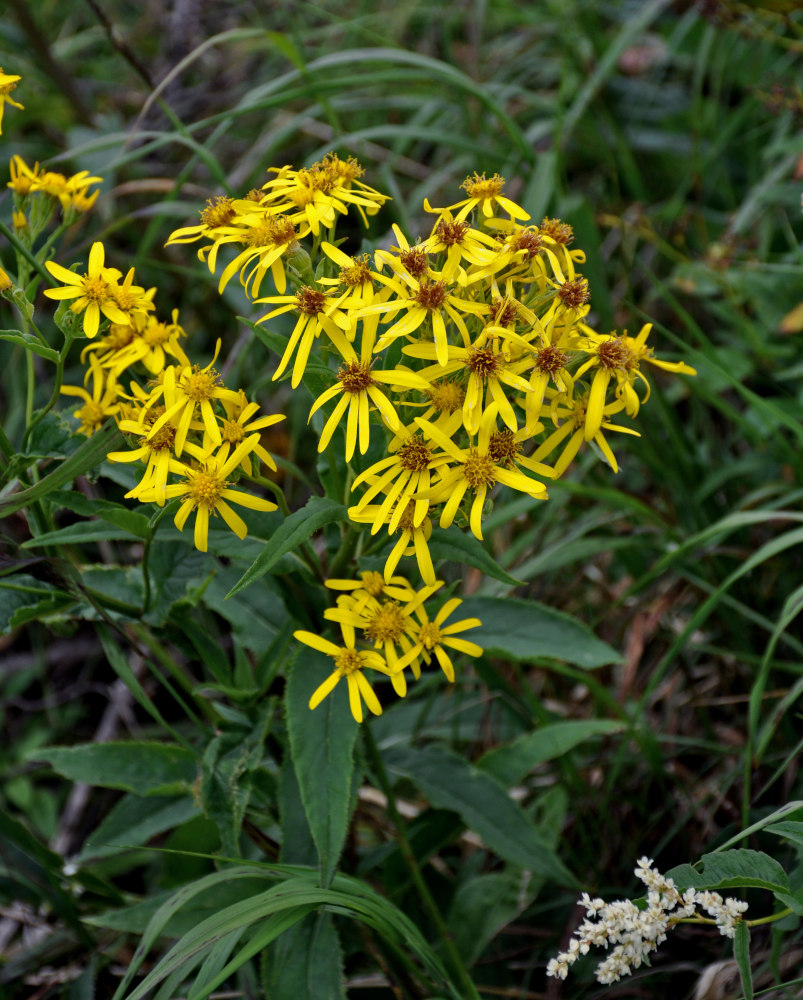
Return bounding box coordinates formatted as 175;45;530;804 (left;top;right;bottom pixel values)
398;437;433;472
398;246;429;278
488;429;520;467
435;219;470;246
557;277;590;309
540;217;574;245
201;196;235;229
415;280;447;311
467;346;500;379
296;286;327;315
596;337;633;370
338;361;375;394
534;345;568;374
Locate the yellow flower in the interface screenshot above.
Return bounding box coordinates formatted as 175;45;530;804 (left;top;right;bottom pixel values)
206;389;284;476
429;172;530;224
420;207;500;281
137;434;277;552
109;408;205;506
0;68;24;134
531;391;640;476
44;242;129;338
166;195;240;271
417;402;552;540
7;155;42;196
255;284;352;388
347;500;438;586
325;582;443;681
308;317;429;460
144;350;240;456
361;270;489;367
574;323;697;440
317;242;380;308
60;359;120;434
403;332;533;436
0;265;12;292
324;571;416;612
293;622;396;723
395;593;483;683
215;211;306;296
102;310;186;377
349;416;460;534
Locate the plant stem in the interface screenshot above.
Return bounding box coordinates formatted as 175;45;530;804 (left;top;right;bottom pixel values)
362;726;482;1000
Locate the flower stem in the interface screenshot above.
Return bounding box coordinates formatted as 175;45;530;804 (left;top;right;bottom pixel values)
362;726;481;1000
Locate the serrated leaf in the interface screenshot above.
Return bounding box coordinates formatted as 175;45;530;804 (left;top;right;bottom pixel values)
0;329;60;362
226;495;345;598
29;742;198;796
428;528;523;587
667;849;789;894
78;795;199;862
478;719;626;787
458;596;621;668
285;647;359;886
383;745;576;886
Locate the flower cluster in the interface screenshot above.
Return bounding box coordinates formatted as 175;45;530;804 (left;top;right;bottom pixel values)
294;574;482;721
43;240;283;552
8;155;103;233
547;856;749;985
166;165;695;587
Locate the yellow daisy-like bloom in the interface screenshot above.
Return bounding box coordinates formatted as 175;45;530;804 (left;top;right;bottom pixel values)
531;391;640;476
109;407;205;506
44;242;129;338
144;347;240;456
7;155;43;196
347;500;438;586
308;317;430;461
317;243;380;309
350;415;460;533
362;269;489;367
137;434;277;552
429;172;530;224
108;267;156;327
256;284;352;388
395;593;483;683
326;582;443;682
294;622;397;723
204;389;285;476
374;224;434;285
417;403;552;540
260;154;390;233
103;310;186;377
420;207;500;281
60;359;120;435
404;333;533;436
574;323;697;440
166;195;241;272
0;68;24;134
215;211;305;297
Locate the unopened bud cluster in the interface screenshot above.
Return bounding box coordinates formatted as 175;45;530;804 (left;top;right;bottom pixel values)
546;857;749;985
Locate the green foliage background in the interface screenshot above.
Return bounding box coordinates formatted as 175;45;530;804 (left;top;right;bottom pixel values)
2;1;803;997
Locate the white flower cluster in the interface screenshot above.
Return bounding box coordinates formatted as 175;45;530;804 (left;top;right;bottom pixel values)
546;857;749;985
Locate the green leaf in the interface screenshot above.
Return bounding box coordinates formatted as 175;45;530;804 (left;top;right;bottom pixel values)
766;820;803;851
144;541;207;625
29;742;198;796
428;528;523;587
667;849;789;894
265;911;345;1000
0;421;123;517
78;795;199;862
458;596;621;668
478;720;626;787
0;574;74;635
0;329;59;363
22;519;148;547
285;647;359;886
226;495;345;598
383;745;576;886
733;921;753;1000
